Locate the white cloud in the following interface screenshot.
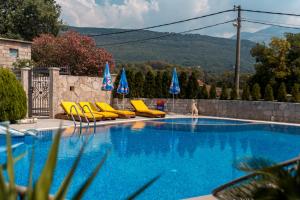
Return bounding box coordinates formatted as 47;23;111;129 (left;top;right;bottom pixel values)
57;0;300;37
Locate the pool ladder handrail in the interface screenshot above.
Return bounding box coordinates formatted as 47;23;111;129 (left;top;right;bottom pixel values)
82;105;96;133
69;105;83;133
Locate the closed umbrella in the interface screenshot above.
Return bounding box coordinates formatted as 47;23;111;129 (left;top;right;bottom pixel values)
117;68;129;109
101;62;114;102
169;68;180;112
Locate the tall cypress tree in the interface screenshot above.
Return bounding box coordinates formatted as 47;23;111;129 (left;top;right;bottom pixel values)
251;83;261;101
230;87;238;100
155;71;163;98
264;84;274;101
179;71;188;99
220;85;229;100
126;69;134;98
144;71;156;98
209;84;217;99
291;84;300;102
241;84;251;100
162;71;171;98
201;85;209;99
132;71;144;98
277;82;287;102
186;72;200;99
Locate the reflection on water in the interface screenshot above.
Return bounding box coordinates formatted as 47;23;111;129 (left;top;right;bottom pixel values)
4;121;300;200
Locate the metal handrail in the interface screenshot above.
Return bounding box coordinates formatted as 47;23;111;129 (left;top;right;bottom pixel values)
82;105;96;133
70;105;82;130
212;155;300;198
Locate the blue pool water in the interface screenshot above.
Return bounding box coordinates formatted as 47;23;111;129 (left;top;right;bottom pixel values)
2;118;300;199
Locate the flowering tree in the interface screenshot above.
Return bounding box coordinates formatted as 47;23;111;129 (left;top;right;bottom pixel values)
32;31;114;76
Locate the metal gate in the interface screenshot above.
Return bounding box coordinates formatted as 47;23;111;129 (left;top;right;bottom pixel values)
28;67;50;118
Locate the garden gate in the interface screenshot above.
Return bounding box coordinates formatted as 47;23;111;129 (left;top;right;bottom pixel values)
28;67;50;117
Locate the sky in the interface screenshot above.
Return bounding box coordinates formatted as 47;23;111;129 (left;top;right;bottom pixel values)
56;0;300;38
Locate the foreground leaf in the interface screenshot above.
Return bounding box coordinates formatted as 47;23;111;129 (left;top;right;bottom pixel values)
71;150;110;200
126;174;161;200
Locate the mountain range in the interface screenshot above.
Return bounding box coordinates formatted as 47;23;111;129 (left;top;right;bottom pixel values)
67;26;256;73
233;26;300;43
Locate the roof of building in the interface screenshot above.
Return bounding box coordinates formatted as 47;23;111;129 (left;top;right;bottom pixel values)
0;37;32;44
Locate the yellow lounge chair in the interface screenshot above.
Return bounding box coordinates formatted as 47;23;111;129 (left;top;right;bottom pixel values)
130;100;166;118
61;101;103;121
95;102;135;118
78;102;118;120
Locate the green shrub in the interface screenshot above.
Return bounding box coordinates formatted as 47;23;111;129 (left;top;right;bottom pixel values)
251;83;261;101
220;85;229;100
264;84;274;101
186;72;200;99
144;71;156;98
0;68;27;122
291;84;300;102
241;84;251;100
277;82;287;102
209;84;217;99
230;88;238;100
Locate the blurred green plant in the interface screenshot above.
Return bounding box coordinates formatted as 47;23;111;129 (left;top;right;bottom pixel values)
217;157;300;200
0;127;159;200
12;59;35;69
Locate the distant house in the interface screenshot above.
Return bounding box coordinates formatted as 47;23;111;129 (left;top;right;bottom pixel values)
0;38;32;68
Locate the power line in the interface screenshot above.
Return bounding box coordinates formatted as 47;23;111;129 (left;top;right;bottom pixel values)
96;20;235;47
241;9;300;17
88;9;234;37
242;19;300;30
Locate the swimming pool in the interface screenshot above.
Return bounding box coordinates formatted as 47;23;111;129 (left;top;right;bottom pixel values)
2;118;300;199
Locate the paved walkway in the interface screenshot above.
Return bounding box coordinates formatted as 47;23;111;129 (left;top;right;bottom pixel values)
10;115;189;131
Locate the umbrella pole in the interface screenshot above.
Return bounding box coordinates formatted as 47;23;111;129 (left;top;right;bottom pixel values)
173;94;175;112
123;94;125;110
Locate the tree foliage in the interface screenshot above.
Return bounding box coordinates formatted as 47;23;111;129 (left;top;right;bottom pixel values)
250;34;300;98
251;83;261;101
32;31;114;76
0;68;27;122
186;72;200;99
264;84;274;101
242;84;251;101
144;71;156;98
155;71;163;98
220;85;229;100
131;71;144;98
209;84;217;99
277;82;287;102
291;84;300;103
0;0;62;41
161;71;171;98
179;71;188;99
230;88;238;100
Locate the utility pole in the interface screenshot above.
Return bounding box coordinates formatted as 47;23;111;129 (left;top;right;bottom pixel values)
234;5;241;98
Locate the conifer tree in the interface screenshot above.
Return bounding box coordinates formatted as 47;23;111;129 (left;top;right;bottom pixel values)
220;85;229;100
162;71;171;98
209;84;217;99
125;69;134;98
155;71;163;98
179;71;188;99
144;71;156;98
291;84;300;102
112;70;121;98
264;84;274;101
201;85;209;99
251;83;261;101
277;82;287;102
186;72;200;99
242;84;251;100
132;71;144;98
230;88;238;100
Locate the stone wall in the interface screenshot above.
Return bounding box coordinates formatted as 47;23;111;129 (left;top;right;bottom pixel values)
0;38;31;68
113;98;300;123
52;74;114;116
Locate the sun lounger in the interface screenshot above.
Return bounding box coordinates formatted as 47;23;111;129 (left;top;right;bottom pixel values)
61;101;103;121
130;100;166;118
78;102;118;120
95;102;135;118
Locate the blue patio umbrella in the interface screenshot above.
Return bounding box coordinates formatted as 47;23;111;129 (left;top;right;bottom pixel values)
117;68;129;109
101;62;114;102
169;68;180;111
